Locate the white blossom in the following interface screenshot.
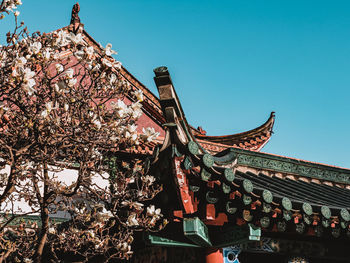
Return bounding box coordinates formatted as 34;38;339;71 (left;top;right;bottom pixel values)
48;227;56;234
55;63;64;73
22;68;36;95
67;78;77;88
14;56;26;67
29;42;42;54
85;46;94;58
104;43;117;56
132;89;143;102
42;48;51;60
93;119;102;130
141;175;156;185
65;68;74;79
75;50;85;60
127;213;139;226
141;127;160;142
91;63;101;72
69;32;83;45
55;30;70;46
127;124;137;133
64;104;69;112
101;57;113;68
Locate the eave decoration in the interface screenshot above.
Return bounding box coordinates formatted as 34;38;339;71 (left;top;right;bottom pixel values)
150;66;350;248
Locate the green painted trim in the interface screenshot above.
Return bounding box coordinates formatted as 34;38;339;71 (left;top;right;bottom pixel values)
145;234;200;248
211;224;261;247
230;148;350;184
183;217;212;247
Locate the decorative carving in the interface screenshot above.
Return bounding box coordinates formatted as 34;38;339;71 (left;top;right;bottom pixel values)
201;168;211;182
236;152;350;184
202;153;214;168
321;205;331;219
187;141;199;155
243;195;252;205
302;203;313;216
222;183;231;194
70;2;81;24
262;190;273;204
282;197;292;211
260;217;270;228
243;179;253;193
283;210;292;221
340;208;350;221
226;201;238;214
224;168;235;182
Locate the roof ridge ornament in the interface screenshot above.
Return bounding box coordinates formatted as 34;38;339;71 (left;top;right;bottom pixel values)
70;2;81;25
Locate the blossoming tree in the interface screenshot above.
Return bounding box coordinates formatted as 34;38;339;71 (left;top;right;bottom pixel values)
0;1;164;262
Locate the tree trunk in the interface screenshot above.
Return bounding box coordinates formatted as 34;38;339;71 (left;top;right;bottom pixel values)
34;206;49;263
34;163;50;263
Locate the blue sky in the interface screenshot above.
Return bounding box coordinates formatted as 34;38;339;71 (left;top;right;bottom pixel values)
1;0;350;167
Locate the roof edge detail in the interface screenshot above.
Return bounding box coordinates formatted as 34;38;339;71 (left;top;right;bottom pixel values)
194;112;275;152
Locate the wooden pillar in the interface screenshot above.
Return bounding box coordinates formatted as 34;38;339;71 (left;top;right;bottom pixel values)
206;248;223;263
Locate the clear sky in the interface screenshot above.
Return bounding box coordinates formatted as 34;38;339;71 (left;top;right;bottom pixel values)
1;0;350;168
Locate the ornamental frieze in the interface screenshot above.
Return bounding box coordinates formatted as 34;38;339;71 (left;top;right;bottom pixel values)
236;152;350;184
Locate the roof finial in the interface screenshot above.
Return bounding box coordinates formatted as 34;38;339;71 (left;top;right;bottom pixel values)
70;2;80;24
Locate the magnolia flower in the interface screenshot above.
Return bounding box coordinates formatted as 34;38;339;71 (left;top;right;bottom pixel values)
141;127;160;142
131;101;141;109
64;104;69;112
41;101;54;119
125;131;138;142
146;205;162;219
104;43;117;56
69;32;83;45
91;63;101;72
132;108;142;119
101;57;113;67
127;213;139;226
93;119;102;130
22;68;36;95
48;227;56;234
109;73;117;84
74;50;85;60
132;89;144;102
113;60;122;69
55;63;64;73
23;67;35;80
127;124;137;133
65;68;74;79
15;56;26;67
15;0;22;5
14;11;19;16
121;201;144;211
42;49;51;60
55;30;70;46
117;242;131;253
54;81;66;93
85;46;94;58
67;78;77;87
0;103;9;112
141;175;156;185
29;41;42;54
114;99;127;110
86;230;95;238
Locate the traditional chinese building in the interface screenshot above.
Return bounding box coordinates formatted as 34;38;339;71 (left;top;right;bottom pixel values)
65;5;350;263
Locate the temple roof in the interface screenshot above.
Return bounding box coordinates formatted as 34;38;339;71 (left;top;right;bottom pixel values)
151;66;350;240
67;16;276;152
195;112;275;152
